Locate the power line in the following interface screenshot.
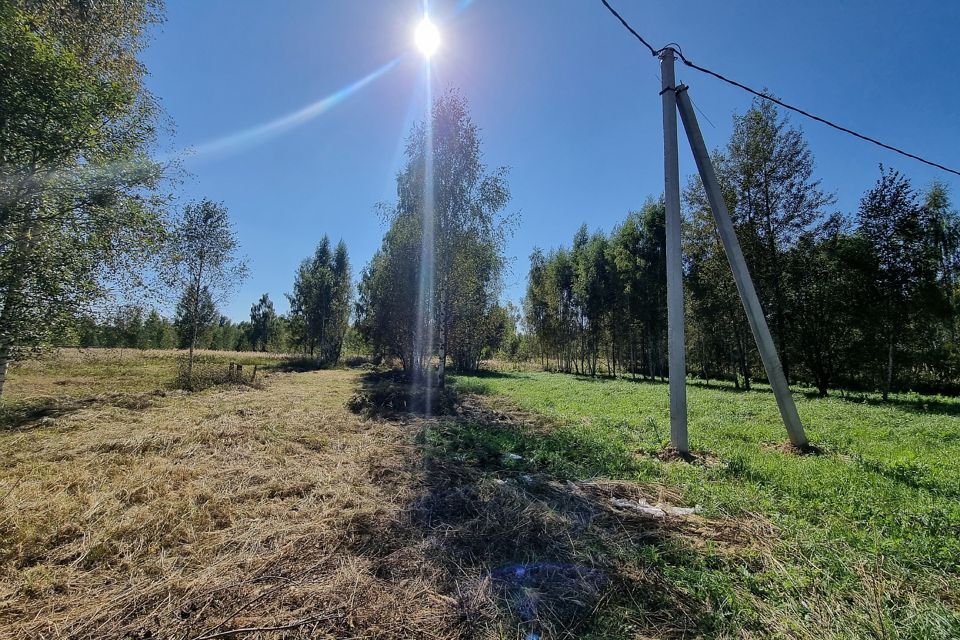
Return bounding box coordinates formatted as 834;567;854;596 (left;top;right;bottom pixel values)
598;0;960;179
598;0;657;56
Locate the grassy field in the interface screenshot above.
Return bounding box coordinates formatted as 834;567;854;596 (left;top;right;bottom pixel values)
0;351;957;638
449;370;960;638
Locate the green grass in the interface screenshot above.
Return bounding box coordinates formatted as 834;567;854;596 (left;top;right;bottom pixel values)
448;370;960;638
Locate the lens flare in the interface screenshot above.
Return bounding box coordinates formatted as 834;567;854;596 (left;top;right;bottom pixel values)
413;41;436;409
180;57;401;162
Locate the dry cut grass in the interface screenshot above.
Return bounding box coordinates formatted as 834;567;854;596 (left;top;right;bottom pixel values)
0;357;768;639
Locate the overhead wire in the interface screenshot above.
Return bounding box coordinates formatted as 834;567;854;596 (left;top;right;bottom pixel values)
598;0;960;178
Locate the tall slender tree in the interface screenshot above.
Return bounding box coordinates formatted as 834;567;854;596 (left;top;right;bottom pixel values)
164;200;247;383
361;91;511;384
857;167;943;399
722;98;833;380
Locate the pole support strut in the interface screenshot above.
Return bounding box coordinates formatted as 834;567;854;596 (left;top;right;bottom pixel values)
674;84;809;448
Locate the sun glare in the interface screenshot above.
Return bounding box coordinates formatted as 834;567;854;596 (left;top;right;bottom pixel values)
415;17;440;57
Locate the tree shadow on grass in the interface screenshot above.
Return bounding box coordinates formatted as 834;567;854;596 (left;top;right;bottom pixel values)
347;369;460;419
0;391;164;431
271;357;330;373
347;370;771;639
689;377;960;418
467;370;960;419
812;391;960;418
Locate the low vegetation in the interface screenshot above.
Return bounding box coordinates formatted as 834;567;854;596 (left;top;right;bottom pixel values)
450;370;960;638
0;352;956;638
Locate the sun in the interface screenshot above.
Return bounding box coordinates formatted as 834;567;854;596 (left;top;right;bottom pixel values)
415;17;440;58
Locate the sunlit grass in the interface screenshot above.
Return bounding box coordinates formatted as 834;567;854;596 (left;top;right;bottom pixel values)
4;348;290;399
2;352;957;638
450;370;960;638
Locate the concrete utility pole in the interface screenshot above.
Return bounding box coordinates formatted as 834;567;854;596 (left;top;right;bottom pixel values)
660;49;688;453
674;85;809;448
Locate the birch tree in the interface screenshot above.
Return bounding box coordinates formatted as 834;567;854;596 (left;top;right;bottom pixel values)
0;0;167;396
164;200;246;383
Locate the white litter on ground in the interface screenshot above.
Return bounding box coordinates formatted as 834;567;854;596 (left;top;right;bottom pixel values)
610;497;701;517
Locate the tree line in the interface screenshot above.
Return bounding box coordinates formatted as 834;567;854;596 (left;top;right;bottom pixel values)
524;99;960;398
0;1;357;393
5;0;955;400
73;231;355;364
75;89;517;387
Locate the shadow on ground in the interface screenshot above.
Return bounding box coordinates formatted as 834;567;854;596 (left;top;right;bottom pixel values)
346;370;767;639
502;368;960;419
0;391;165;431
814;391;960;417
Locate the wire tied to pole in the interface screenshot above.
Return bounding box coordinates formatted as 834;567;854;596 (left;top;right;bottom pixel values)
598;0;960;178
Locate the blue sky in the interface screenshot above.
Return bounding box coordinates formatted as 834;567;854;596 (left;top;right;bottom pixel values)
142;0;960;321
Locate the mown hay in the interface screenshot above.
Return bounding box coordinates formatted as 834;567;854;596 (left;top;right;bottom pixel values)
0;367;769;639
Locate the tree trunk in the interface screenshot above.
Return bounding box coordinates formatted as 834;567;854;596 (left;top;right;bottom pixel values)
437;309;447;389
188;322;197;387
646;326;654;380
883;337;894;401
816;379;828;398
736;332;751;391
0;341;11;398
187;253;205;388
730;347;740;390
188;288;199;388
762;182;791;382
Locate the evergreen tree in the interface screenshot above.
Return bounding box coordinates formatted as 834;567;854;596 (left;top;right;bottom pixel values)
144;310;176;349
249;294;278;352
288;237;351;364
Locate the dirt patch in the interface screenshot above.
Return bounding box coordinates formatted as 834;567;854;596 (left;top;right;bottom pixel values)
651;446;723;466
761;440;826;456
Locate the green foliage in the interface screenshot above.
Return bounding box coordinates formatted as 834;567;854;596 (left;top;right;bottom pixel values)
287;237;351;364
207;315;243;351
163;199;247;380
173;285;216;349
144;310;177;349
523;99;960;397
358;91;511;380
248;293;278;352
856;167;947;398
525;200;665;378
0;0;168;394
357;218;421;370
784;219;872;396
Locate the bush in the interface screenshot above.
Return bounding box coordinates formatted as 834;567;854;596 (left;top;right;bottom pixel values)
173;356;262;391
